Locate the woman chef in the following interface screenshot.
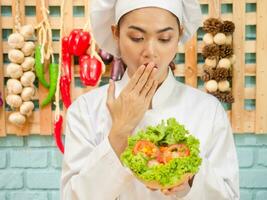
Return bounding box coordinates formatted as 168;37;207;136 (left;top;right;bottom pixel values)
60;0;240;199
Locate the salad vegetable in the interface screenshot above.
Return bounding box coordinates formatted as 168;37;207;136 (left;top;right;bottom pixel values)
120;118;202;189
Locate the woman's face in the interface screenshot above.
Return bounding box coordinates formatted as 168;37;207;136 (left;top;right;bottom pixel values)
111;7;180;83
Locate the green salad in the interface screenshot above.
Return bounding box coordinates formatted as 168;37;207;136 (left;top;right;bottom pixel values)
120;118;202;187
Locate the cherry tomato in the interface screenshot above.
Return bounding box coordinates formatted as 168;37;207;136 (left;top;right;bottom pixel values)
133;140;159;158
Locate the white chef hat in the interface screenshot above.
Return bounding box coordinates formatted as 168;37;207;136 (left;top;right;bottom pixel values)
90;0;202;57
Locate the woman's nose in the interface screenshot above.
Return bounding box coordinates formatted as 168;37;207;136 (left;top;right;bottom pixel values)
142;40;157;59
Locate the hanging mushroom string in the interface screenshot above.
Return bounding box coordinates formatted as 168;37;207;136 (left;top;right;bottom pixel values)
5;0;36;126
201;18;235;103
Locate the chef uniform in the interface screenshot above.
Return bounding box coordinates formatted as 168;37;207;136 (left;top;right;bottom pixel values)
60;0;240;199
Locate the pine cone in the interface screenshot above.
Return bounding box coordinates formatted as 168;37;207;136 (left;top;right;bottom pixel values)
202;44;220;59
201;71;211;82
221;21;235;35
209;91;234;103
219;44;233;58
203;64;216;71
213;68;230;82
203;18;223;35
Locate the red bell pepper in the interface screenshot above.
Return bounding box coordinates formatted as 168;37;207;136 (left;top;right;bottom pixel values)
68;29;91;56
60;75;72;109
54;115;65;154
79;55;102;86
61;36;72;83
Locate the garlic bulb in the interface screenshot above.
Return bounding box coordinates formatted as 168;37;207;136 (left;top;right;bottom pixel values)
20;71;35;87
229;54;236;65
6;94;23;108
20;101;34;116
21;42;35;56
8;112;26;126
7;33;24;49
6;79;23;94
21;87;35;101
6;63;23;78
218;80;230;92
20;25;35;40
218;58;231;69
214;33;226;45
225;35;233;45
21;57;35;71
205;80;218;93
205;58;217;68
8;49;24;64
203;33;214;45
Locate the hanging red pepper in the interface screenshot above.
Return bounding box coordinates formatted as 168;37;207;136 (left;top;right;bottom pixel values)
79;55;102;86
60;75;71;109
0;91;3;107
61;36;72;83
54;115;65;154
68;29;91;56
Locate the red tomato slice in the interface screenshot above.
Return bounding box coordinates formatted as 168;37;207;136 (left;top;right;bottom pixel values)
133;140;159;158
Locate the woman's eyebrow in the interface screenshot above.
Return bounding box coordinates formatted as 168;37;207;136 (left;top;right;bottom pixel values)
128;25;174;33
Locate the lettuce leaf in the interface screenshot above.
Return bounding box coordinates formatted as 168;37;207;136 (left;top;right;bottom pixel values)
120;118;202;187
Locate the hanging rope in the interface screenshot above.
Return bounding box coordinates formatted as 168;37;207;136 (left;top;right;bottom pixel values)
14;0;21;32
35;0;54;64
54;0;66;122
82;2;105;73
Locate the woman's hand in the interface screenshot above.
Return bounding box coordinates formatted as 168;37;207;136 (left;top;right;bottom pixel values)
146;175;194;196
107;62;159;156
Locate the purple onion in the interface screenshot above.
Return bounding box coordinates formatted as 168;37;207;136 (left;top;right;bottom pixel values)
111;58;125;81
99;49;114;64
0;92;3;107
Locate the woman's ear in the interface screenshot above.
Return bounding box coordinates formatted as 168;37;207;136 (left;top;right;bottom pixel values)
111;25;120;41
179;25;184;40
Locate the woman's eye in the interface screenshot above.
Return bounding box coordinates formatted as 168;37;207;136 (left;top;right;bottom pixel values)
159;38;171;43
131;37;144;42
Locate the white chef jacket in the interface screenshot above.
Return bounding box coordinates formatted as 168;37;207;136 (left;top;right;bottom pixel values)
60;68;240;200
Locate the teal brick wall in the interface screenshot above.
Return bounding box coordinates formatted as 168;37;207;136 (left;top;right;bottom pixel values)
0;136;62;200
0;134;267;200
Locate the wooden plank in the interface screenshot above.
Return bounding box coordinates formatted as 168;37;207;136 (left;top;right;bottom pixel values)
0;0;7;137
232;0;246;133
185;35;198;87
209;0;221;18
256;0;267;133
244;110;255;133
36;0;52;135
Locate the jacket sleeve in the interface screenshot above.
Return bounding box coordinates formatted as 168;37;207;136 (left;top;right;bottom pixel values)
60;96;133;200
180;102;240;200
